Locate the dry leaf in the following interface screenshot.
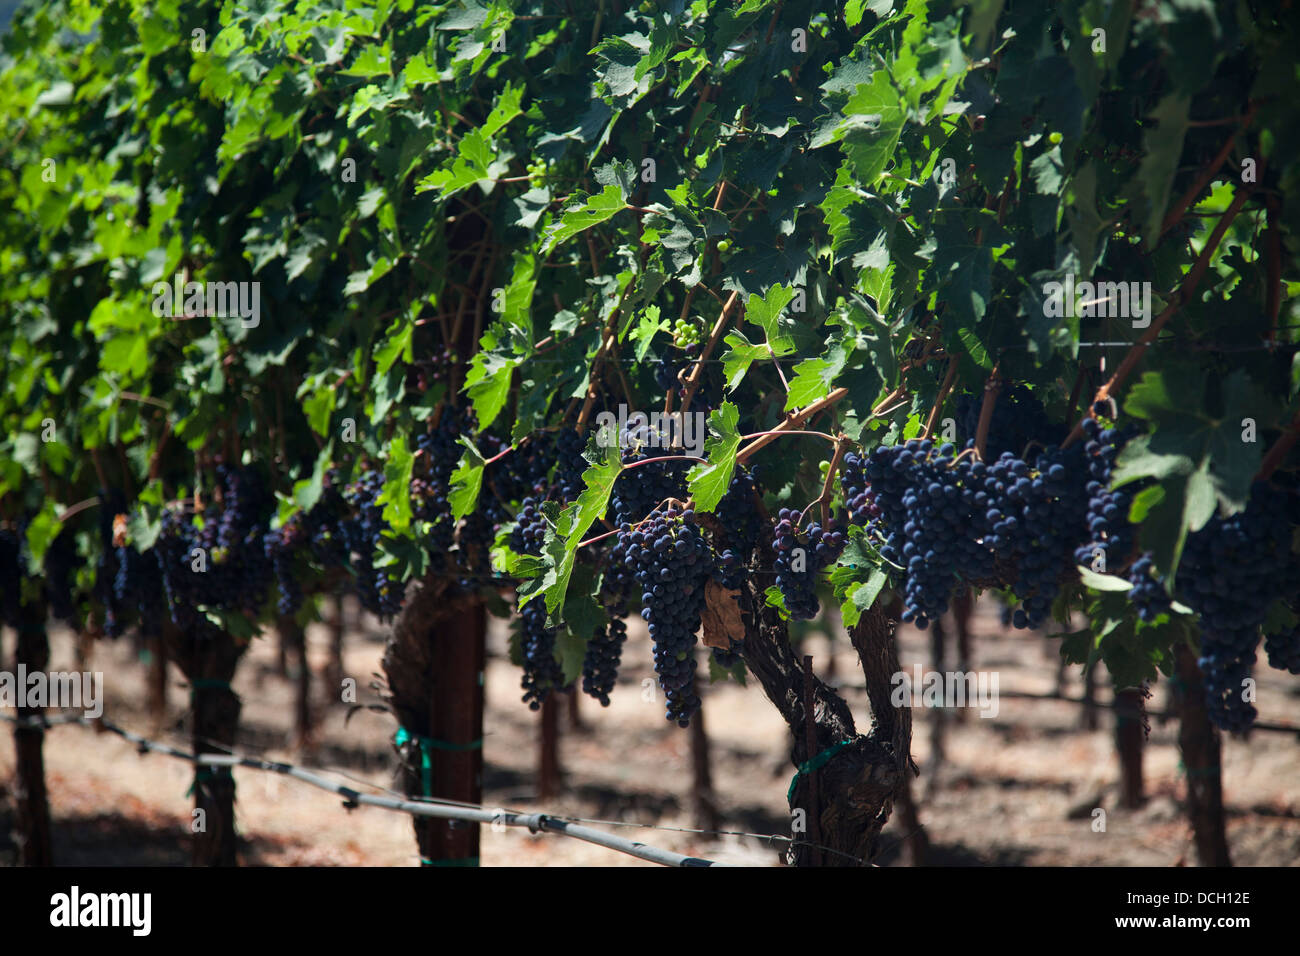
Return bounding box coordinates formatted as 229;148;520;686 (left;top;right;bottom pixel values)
702;579;746;649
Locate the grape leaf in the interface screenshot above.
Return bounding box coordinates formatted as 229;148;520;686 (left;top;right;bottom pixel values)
380;435;415;534
540;184;628;254
719;330;770;391
687;402;742;513
448;439;487;523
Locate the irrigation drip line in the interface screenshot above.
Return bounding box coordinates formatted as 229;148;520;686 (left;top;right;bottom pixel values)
0;712;735;868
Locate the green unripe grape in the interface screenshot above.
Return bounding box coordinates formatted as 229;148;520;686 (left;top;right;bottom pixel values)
1048;132;1063;145
716;238;731;252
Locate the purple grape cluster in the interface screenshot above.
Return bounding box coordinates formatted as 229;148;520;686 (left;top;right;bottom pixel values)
343;468;403;618
151;467;274;628
618;506;713;726
1073;418;1140;574
1176;483;1299;731
581;617;628;706
43;531;78;623
611;426;690;524
772;508;846;621
1264;623;1300;675
1127;554;1171;622
512;496;565;708
984;443;1089;629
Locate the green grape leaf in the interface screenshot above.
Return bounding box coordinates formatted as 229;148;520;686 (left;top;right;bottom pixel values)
380;435;415;534
720;330;770;391
687;402;742;513
540;184;628;253
448;439;487;523
1076;566;1134;592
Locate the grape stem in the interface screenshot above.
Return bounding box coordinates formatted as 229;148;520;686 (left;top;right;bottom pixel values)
620;453;708;471
769;345;791;392
972;365;1001;461
680;289;742;413
1159;102;1256;239
1257;406;1300;481
57;497;102;523
736;387;852;464
923;356;959;439
739;429;837;444
814;438;849;527
1064;183;1254;448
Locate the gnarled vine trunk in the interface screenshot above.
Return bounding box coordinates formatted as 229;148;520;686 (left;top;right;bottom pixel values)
739;575;910;866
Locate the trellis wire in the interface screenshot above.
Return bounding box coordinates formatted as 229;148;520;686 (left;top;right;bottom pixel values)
0;712;735;868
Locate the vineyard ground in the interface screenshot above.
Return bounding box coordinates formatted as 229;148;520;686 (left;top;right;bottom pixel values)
2;597;1298;866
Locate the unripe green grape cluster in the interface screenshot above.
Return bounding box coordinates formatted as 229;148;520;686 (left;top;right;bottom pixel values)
673;317;703;348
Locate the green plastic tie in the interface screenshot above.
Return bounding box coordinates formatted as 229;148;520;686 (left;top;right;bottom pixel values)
787;739;855;803
186;765;234;798
394;728;483;797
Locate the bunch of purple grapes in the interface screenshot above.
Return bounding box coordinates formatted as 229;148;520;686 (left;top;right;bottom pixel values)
771;508;846;621
1176;483;1299;731
617;506;713;725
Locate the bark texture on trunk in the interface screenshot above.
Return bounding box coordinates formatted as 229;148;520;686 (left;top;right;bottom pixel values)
739;574;910;866
1175;646;1231;866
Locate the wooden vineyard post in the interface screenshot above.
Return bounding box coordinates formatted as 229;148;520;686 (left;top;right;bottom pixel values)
1175;645;1231;866
325;592;346;701
427;599;486;863
927;613;948;791
384;578;486;867
567;686;583;731
1114;687;1146;809
279;614;312;751
690;703;719;835
11;601;53;866
172;624;248;867
145;624;169;730
952;590;973;724
539;694;561;800
1081;664;1100;731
